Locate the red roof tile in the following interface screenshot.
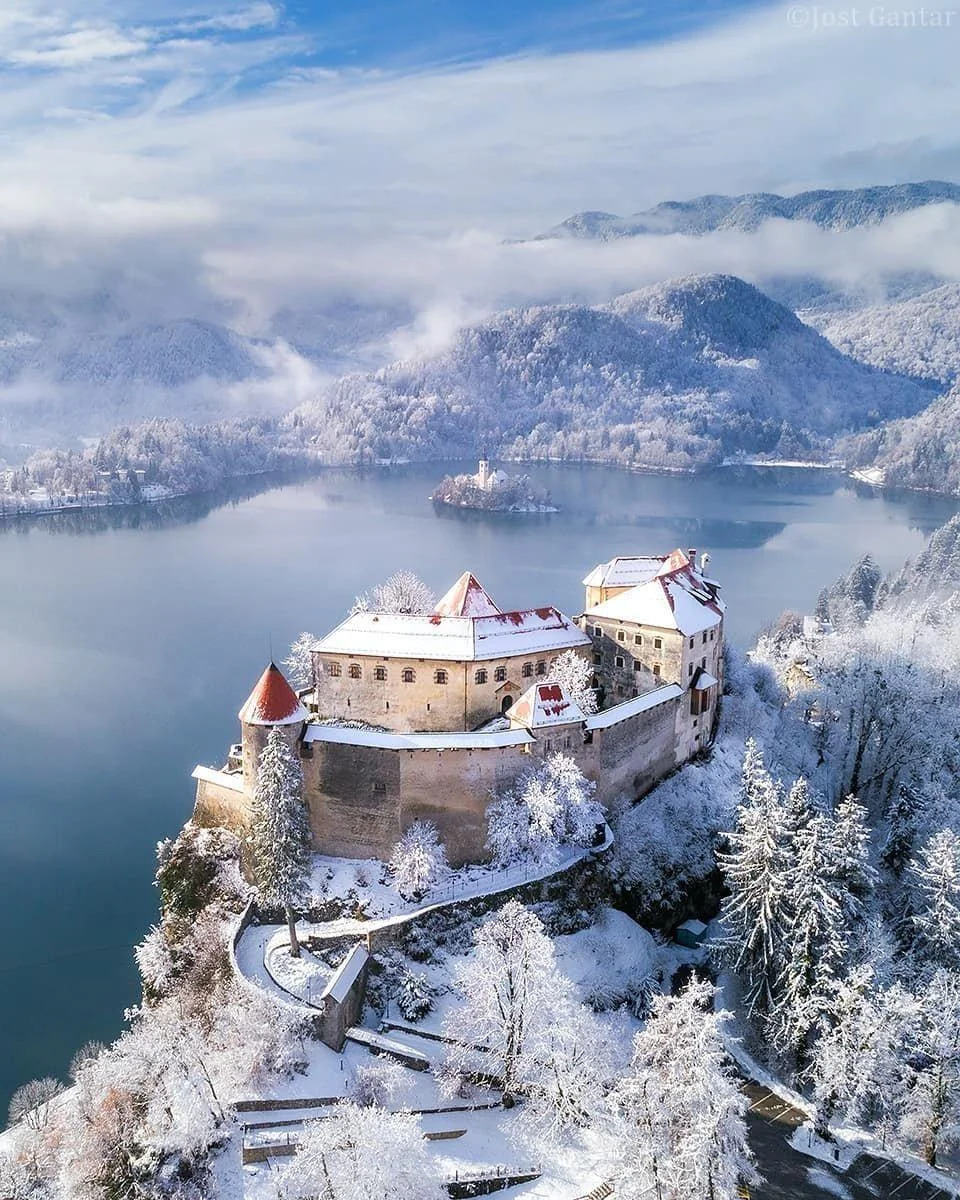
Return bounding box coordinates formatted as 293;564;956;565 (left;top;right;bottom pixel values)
238;662;309;726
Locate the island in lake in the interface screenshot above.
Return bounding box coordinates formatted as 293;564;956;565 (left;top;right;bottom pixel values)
430;457;559;512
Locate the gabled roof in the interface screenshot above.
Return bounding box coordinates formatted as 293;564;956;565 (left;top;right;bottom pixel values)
238;662;309;726
509;681;587;729
434;572;501;617
314;605;590;663
583;554;672;590
585;550;724;636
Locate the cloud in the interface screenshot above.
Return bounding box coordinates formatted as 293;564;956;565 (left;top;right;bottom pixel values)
0;0;956;381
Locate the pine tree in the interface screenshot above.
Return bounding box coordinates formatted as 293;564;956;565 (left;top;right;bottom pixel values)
908;829;960;972
831;794;877;924
772;812;848;1066
881;784;927;876
901;970;960;1166
718;742;794;1015
249;726;312;958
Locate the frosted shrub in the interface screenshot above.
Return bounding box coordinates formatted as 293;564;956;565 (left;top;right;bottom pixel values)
396;970;433;1022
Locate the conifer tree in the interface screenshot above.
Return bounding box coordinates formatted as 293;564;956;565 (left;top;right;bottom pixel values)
250;726;312;957
718;741;794;1015
908;829;960;973
831;793;877;923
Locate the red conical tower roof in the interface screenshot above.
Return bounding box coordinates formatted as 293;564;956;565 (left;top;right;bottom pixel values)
434;571;501;618
238;662;309;726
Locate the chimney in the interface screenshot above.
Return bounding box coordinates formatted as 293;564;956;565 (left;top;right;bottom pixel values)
687;547;697;564
700;551;711;573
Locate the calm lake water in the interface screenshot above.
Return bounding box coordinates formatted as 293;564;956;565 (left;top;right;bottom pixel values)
1;461;958;1110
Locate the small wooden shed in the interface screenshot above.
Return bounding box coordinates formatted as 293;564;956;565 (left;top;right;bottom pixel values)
675;918;708;949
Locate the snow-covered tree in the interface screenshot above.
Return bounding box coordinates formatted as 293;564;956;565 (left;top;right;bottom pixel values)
772;811;849;1064
353;570;435;615
7;1077;63;1132
547;648;599;714
901;970;960;1166
283;631;320;689
487;754;604;866
811;966;917;1138
718;741;794;1015
283;1103;445;1200
443;901;573;1103
881;783;928;876
388;821;449;900
830;793;877;923
608;980;758;1200
347;1058;412;1110
396;970;433;1022
908;829;960;973
249;725;312;957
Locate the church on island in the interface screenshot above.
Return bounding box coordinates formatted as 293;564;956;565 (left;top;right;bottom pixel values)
193;549;724;864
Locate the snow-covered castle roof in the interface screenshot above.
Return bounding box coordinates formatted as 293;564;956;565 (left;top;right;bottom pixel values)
238;662;309;726
509;682;587;729
434;571;501;617
584;549;725;636
315;574;590;663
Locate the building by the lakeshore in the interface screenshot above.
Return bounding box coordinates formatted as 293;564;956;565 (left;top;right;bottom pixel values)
193;549;724;864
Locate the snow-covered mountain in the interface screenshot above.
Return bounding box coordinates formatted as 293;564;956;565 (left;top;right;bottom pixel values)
843;381;960;495
813;284;960;385
300;274;935;471
538;181;960;240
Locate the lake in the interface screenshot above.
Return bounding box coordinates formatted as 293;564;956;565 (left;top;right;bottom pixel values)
0;461;957;1111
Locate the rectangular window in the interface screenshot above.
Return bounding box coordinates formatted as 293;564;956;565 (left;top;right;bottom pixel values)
689;637;694;649
634;633;642;645
615;655;625;668
494;666;507;682
593;653;602;665
593;625;603;638
702;632;708;645
535;661;546;676
617;630;625;642
653;663;661;676
633;660;642;672
688;663;693;676
654;637;662;650
372;781;386;794
326;661;341;677
374;666;387;681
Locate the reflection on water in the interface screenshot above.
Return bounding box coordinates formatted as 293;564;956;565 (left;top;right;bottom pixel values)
0;459;957;1111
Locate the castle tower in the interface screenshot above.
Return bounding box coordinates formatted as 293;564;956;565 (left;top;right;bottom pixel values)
238;662;308;793
476;455;490;489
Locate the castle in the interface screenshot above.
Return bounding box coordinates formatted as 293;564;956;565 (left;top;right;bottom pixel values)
193;549;724;864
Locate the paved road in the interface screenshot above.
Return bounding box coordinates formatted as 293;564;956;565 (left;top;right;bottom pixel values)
745;1084;955;1200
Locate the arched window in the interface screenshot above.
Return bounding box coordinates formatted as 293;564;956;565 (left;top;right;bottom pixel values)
349;664;362;679
402;668;416;684
475;669;488;685
494;666;507;682
522;662;533;678
326;661;342;678
535;661;546;676
374;666;387;681
434;669;448;684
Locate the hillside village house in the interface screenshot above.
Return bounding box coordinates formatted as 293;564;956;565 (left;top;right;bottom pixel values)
193;549;724;863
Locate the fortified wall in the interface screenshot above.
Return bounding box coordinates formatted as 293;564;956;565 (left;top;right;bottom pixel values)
193;552;724;865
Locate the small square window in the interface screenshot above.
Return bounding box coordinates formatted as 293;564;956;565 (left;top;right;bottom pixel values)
633;660;642;671
349;664;362;679
374;666;387;681
475;669;488;685
434;669;448;684
522;662;533;678
372;781;386;794
326;661;341;678
402;668;416;683
535;661;546;676
494;666;507;682
653;663;661;676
